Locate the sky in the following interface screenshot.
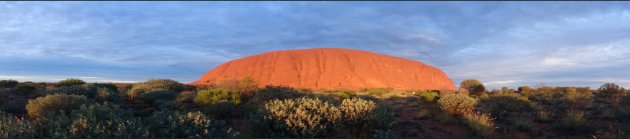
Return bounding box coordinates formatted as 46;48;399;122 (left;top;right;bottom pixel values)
1;2;630;89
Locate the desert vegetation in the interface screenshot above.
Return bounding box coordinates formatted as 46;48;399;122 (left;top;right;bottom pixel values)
0;78;629;138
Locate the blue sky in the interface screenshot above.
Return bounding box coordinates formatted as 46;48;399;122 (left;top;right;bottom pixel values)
1;2;630;89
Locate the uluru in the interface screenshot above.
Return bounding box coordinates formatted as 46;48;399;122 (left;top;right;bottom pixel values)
194;48;456;90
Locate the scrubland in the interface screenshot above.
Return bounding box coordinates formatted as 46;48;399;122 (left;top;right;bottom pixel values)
0;78;629;138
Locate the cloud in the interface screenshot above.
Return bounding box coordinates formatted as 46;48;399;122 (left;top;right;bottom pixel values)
1;2;630;89
483;80;519;88
0;75;138;83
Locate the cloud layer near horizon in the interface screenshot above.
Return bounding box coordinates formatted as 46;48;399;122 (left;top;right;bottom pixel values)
1;2;630;89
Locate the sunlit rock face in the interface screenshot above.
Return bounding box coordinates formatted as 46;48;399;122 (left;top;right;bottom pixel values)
195;48;456;90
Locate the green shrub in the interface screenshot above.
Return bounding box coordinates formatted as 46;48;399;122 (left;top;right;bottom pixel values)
248;97;394;138
131;79;184;92
511;117;534;132
559;87;593;111
194;89;241;106
552;110;590;134
477;94;532;119
37;103;148;138
0;112;36;138
25;94;90;118
535;110;553;123
47;85;96;98
517;86;534;96
1;99;25;114
616;94;630;121
57;78;86;87
14;82;38;95
203;101;257;119
596;83;626;104
211;77;259;95
438;93;476;115
339;98;395;138
84;83;118;93
0;80;18;88
463;112;495;137
127;88;144;101
146;110;237;138
248;97;341;138
128;79;184;100
334;91;356;99
204;101;239;119
419;91;439;103
141;90;177;103
249;85;306;105
69;103;147;138
365;88;392;97
96;88;124;103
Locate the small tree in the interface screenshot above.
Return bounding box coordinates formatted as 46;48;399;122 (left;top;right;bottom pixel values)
596;83;626;104
460;79;486;96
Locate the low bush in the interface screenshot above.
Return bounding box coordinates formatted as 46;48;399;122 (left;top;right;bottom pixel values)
535;110;553;123
204;101;257;119
248;85;306;105
559;87;593;111
463;112;495;137
364;88;392;97
552;110;590;135
85;83;118;92
96;88;124;103
248;97;395;138
339;98;395;138
517;86;534;96
248;97;341;138
70;105;147;138
511;117;534;132
334;90;356;99
194;89;241;106
128;79;184;100
0;112;36;138
141;90;177;104
56;78;86;87
1;99;26;114
418;91;439;103
38;103;149;138
477;94;533;120
25;94;90;118
146;110;237;138
131;79;184;92
211;77;258;96
438;93;476;115
615;94;630;121
47;85;95;98
0;80;18;88
14;82;38;95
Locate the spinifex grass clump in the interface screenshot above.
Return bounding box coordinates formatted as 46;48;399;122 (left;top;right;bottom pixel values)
463;112;496;137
